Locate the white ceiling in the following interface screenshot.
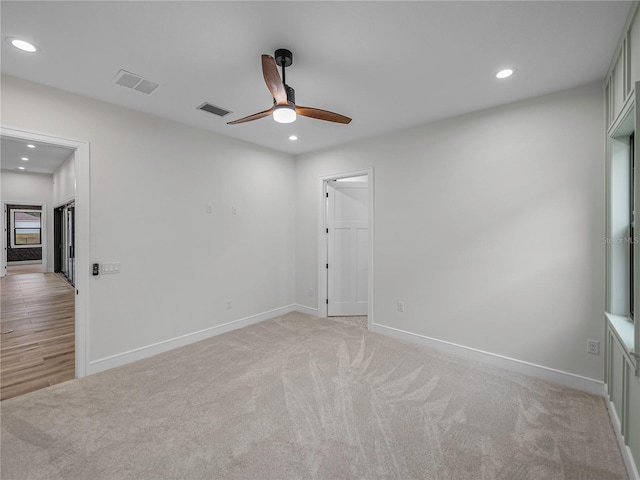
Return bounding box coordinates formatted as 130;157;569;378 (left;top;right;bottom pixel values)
1;136;74;174
0;1;633;155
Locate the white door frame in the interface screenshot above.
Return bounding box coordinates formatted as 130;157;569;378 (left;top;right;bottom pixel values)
1;126;90;379
318;167;374;330
1;206;4;276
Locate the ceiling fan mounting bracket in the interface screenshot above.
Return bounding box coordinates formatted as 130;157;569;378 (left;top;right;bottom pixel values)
274;48;293;68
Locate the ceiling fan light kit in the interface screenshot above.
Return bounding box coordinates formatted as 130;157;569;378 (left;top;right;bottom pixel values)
227;48;352;126
273;105;297;123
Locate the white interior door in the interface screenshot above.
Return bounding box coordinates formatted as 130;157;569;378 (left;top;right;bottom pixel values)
327;180;369;316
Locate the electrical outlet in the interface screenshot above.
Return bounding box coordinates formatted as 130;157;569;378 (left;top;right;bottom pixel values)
206;204;213;214
226;299;232;310
397;301;405;313
308;288;313;297
587;340;600;355
231;206;238;215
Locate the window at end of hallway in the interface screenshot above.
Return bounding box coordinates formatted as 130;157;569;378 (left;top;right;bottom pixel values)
11;210;41;247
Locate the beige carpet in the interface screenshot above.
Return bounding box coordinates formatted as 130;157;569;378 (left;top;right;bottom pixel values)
0;312;628;479
327;315;368;329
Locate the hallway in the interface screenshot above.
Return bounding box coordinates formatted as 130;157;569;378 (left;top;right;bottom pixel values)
0;271;75;400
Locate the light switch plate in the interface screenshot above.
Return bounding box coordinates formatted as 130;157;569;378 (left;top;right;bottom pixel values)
101;262;121;275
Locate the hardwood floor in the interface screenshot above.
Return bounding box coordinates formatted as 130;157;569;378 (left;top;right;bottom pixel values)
6;263;44;275
1;272;75;400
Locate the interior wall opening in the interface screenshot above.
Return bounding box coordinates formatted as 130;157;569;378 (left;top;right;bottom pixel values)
318;168;374;330
1;127;89;382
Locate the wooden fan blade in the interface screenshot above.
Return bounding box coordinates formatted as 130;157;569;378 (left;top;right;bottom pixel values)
227;107;274;125
295;106;352;124
262;55;287;105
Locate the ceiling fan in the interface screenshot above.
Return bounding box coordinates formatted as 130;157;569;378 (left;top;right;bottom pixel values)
227;48;352;125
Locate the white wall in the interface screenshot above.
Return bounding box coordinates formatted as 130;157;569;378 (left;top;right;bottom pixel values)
1;74;296;362
296;81;605;381
1;169;53;208
0;73;606;382
53;152;75;206
0;169;54;270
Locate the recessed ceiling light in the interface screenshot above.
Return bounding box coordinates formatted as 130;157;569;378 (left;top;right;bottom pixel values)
289;135;298;141
27;144;35;148
17;166;26;170
7;37;39;53
496;68;515;79
21;157;29;161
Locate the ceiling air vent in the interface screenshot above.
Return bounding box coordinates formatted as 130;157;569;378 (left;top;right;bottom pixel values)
198;102;232;117
113;69;159;95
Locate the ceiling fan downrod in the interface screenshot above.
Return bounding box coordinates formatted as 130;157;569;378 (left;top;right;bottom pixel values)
281;60;287;85
274;48;295;103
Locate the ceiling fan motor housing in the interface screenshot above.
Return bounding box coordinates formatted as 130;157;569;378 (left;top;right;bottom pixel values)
285;84;295;104
272;84;295;105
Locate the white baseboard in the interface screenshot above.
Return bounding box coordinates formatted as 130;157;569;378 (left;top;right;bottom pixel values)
294;304;318;316
87;304;297;375
605;387;640;480
372;323;606;396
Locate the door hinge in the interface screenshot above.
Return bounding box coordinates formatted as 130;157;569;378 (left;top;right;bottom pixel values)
326;299;329;305
326;263;328;269
326;192;329;198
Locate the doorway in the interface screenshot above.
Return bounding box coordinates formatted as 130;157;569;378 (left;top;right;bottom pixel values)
54;201;75;286
318;168;374;329
0;127;89;379
327;178;369;316
5;203;46;273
